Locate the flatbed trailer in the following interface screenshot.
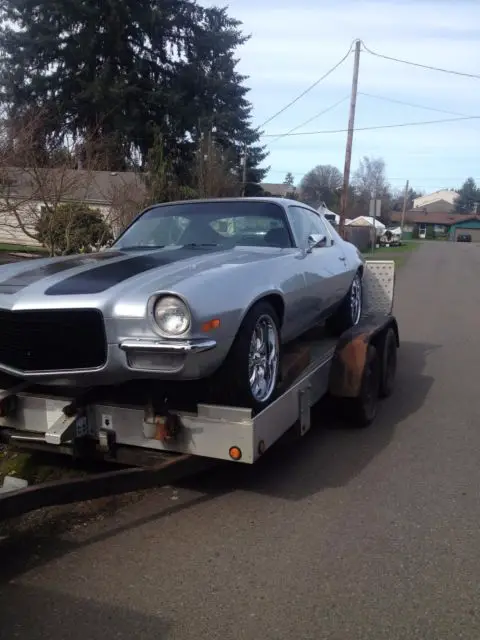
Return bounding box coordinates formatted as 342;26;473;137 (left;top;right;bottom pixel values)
0;260;397;521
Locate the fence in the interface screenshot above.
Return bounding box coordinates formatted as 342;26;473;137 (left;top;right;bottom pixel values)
343;225;374;252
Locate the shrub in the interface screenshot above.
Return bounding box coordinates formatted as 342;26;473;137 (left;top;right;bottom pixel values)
36;203;113;256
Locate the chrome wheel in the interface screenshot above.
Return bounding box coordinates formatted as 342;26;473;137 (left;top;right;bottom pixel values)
248;314;279;403
350;275;362;325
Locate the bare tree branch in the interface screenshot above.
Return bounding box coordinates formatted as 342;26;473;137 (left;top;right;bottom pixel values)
192;134;241;198
0;111;109;254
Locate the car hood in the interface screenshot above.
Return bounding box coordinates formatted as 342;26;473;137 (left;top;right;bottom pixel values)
0;246;288;309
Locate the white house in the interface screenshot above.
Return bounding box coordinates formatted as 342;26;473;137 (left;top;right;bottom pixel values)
0;168;146;246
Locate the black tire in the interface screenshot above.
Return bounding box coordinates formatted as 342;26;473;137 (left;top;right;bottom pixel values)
339;344;380;428
379;327;397;398
326;272;363;337
209;301;281;413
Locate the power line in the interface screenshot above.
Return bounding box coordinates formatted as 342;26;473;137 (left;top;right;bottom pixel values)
257;42;355;129
267;96;349;144
261;115;480;138
360;41;480;80
266;169;480;181
358;92;471;118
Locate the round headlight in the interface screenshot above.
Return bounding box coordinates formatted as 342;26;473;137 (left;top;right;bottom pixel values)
153;296;190;336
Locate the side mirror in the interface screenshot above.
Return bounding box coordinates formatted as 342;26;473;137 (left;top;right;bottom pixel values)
307;233;327;252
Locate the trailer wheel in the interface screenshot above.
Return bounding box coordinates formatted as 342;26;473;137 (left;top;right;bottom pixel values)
342;344;380;428
379;327;397;398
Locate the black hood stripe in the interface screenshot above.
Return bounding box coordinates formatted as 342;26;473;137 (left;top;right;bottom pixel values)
45;246;224;295
0;285;23;294
0;251;125;294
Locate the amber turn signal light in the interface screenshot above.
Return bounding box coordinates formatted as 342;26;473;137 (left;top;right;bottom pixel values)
229;446;242;461
201;318;221;332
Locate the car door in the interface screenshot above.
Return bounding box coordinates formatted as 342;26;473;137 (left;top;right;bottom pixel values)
289;206;350;326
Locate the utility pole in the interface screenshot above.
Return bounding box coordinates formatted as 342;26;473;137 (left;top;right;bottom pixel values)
339;39;361;239
241;145;248;196
400;179;409;236
371;189;377;252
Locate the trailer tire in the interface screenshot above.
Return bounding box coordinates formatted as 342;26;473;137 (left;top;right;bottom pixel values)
379;327;397;398
341;344;380;428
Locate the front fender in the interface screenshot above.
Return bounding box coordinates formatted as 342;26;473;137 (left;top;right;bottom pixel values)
237;288;285;326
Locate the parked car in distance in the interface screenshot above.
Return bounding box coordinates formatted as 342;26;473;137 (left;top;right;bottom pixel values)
456;234;472;243
0;198;365;411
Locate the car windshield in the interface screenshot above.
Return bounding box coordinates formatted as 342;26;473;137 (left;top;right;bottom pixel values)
113;201;293;250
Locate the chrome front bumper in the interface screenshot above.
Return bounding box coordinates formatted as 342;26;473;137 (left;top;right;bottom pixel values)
117;337;220;378
119;338;217;354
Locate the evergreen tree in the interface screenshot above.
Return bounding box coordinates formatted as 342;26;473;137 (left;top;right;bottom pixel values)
0;0;188;167
455;178;480;214
172;6;268;190
0;0;267;185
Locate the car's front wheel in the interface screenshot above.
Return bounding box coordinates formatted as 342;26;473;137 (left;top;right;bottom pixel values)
211;301;281;413
326;271;363;336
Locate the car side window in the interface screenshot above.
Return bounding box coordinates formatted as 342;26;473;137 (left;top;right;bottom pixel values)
289;206;332;247
307;210;330;241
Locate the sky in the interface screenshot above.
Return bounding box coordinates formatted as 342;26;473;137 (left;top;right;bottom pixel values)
203;0;480;195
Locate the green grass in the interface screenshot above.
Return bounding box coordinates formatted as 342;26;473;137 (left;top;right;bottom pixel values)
0;243;48;254
0;447;92;488
0;449;66;485
362;241;418;268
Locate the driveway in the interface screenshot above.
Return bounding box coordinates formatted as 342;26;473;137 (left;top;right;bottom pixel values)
1;241;479;640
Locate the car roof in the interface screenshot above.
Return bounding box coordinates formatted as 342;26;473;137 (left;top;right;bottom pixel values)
146;197;305;208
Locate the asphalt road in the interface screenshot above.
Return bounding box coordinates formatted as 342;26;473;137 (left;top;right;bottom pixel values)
1;241;480;640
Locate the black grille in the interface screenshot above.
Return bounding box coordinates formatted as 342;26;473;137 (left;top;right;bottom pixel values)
0;309;107;372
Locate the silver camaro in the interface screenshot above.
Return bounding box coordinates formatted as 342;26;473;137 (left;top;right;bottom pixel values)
0;198;364;410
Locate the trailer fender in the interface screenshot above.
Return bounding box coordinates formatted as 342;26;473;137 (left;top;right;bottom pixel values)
328;315;399;398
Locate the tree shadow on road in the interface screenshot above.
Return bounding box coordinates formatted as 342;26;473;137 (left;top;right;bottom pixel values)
190;340;440;500
0;341;438;584
0;583;171;640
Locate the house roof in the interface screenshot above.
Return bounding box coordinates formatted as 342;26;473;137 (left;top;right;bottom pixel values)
413;189;459;208
346;216;385;229
390;210;477;226
260;183;296;197
0;169;292;204
0;167;146;205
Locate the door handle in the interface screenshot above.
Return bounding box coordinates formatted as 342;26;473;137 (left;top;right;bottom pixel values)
339;256;346;261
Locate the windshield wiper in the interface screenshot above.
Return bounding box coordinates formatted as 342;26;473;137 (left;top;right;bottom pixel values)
182;243;220;248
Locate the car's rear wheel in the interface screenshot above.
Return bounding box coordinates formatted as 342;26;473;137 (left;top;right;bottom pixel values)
326;271;363;336
210;301;281;413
